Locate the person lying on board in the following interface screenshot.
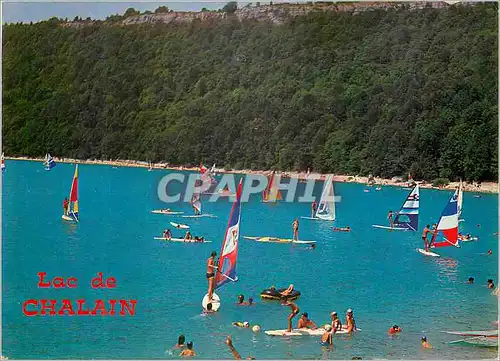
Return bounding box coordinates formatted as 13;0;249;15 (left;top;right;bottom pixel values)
179;341;197;357
160;208;172;212
333;226;351;232
226;336;255;360
297;312;318;330
280;284;295;297
174;334;186;349
421;336;432;349
282;300;300;332
388;325;402;335
330;312;342;332
232;321;250;328
193;236;205;243
345;309;357;334
320;324;333;347
184;231;192;241
163;229;172;240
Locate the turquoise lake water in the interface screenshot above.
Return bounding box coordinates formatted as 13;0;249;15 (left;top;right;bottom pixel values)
2;160;498;359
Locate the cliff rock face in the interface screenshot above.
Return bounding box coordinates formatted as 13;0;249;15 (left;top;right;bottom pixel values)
64;2;458;28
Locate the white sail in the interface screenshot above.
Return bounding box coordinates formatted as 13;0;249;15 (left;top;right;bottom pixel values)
457;179;464;218
315;174;336;221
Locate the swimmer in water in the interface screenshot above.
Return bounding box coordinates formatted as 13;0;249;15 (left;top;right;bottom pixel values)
331;311;342;332
346;309;357;334
248;297;254;305
310;243;316;250
174;334;186;348
333;226;351;232
236;295;249;305
204;302;216;314
297;312;318;329
184;231;192;241
282;300;299;332
320;324;333;346
226;336;255;360
179;341;197;357
232;321;250;328
468;277;474;284
488;279;495;289
388;325;402;335
421;336;432;349
488;249;493;255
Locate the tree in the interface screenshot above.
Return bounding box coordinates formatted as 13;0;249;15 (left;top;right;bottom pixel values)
222;1;238;13
123;7;140;17
154;6;169;13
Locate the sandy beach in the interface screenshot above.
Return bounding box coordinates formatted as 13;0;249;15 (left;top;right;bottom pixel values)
5;155;498;194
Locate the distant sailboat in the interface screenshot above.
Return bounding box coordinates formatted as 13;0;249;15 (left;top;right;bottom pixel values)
148;161;153;171
302;174;336;221
182;187;216;218
263;171;282;202
44;153;57;171
62;165;79;222
373;185;419;231
1;153;5;173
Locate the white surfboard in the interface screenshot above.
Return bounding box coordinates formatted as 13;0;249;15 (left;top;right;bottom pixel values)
182;214;217;218
202;292;220;311
154;237;212;243
169;222;190;229
301;216;320;220
443;330;498;337
243;236;316;245
151;210;184;215
372;225;408;231
417;248;440;257
265;327;359;336
460;237;478;242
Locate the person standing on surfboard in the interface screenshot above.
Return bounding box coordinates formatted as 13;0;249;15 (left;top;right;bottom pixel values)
387;210;394;229
422;225;431;251
429;223;438;248
311;200;317;218
63;197;69;216
292;219;299;241
282;300;299;332
206;251;217;301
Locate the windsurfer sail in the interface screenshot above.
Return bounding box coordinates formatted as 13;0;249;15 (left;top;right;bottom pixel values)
191;192;202;215
393;184;419;231
62;165;79;222
44;153;57;170
315;174;336;221
262;171;282;202
431;189;460;249
457;179;464;220
214;178;243;290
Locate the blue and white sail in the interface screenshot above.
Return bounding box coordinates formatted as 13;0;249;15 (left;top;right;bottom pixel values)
315;174;336;221
393;184;419;231
44;153;57;170
457;180;464;219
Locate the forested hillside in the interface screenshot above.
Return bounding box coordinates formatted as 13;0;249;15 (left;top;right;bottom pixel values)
3;3;497;181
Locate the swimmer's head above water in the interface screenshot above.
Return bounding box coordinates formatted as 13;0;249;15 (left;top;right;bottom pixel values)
211;251;217;258
186;341;193;350
238;294;244;304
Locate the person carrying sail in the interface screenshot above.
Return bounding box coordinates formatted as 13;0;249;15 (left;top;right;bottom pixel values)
206;251;217;301
63;197;69;216
387;210;394;228
292;218;299;241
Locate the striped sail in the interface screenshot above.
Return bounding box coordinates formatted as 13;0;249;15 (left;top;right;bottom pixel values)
1;153;5;172
315;174;336;221
215;179;243;290
432;189;459;248
45;153;57;170
393;184;419;231
457;180;464;218
263;171;282;202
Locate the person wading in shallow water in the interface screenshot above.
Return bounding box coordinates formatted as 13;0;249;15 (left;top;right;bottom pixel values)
206;251;217;301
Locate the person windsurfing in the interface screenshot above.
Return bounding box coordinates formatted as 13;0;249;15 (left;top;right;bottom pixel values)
63;197;69;216
206;251;217;301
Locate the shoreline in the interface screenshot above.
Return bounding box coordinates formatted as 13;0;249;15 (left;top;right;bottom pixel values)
5;156;498;194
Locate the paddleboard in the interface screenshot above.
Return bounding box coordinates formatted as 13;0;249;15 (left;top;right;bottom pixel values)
202;292;220;311
417;248;440;257
169;222;190;229
444;330;498;337
460;237;478;242
151;210;184;215
372;225;408;231
300;216;320;220
265;327;359;336
243;236;316;245
182;214;217;218
154;237;212;243
449;336;498;347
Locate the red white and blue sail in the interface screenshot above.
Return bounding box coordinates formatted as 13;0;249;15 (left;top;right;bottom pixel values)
393;184;419;231
1;153;5;172
431;189;459;248
215;179;243;290
44;153;57;170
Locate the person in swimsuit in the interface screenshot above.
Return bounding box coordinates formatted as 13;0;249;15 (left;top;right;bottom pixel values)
488;279;495;289
311;200;317;217
388;325;402;335
331;312;342;332
163;229;172;240
292;218;299;241
236;295;249;305
280;284;294;297
297;312;318;329
345;309;357;334
63;197;69;215
203;302;216;314
387;211;394;228
232;321;250;328
488;249;493;255
174;334;186;349
206;251;217;301
429;224;438;248
421;336;432;349
184;231;192;241
422;225;431;251
226;336;255;360
467;277;474;284
320;324;333;346
179;341;197;357
282;300;299;332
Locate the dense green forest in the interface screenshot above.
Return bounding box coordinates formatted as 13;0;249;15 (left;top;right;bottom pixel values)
3;3;498;181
